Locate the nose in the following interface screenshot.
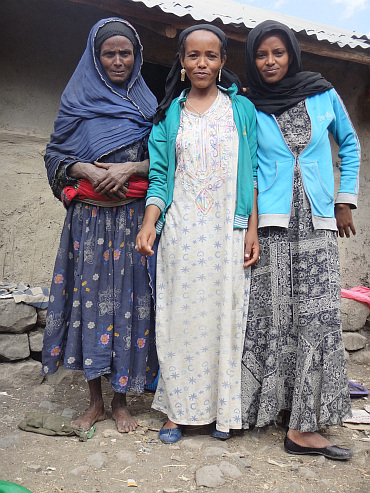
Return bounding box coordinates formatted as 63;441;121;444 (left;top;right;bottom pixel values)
266;52;275;65
113;53;123;65
197;55;207;67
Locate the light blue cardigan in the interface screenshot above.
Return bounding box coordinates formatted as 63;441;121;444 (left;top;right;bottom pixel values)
255;88;361;230
146;84;257;232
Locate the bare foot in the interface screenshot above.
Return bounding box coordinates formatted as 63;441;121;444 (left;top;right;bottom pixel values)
71;401;106;431
111;393;137;433
287;429;332;448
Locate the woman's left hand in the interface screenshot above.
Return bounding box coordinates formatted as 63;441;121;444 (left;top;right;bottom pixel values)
335;203;356;238
244;230;260;267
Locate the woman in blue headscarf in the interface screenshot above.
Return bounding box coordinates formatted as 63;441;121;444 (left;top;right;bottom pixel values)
42;17;158;433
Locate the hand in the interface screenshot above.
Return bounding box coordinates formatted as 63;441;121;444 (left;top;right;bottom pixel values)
244;229;260;267
68;161;126;200
136;224;157;256
93;161;134;198
335;203;356;238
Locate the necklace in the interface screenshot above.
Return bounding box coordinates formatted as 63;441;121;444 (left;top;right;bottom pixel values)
186;99;203;116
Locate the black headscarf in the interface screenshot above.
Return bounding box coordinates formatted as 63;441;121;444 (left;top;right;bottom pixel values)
94;20;138;56
154;24;242;124
245;20;333;115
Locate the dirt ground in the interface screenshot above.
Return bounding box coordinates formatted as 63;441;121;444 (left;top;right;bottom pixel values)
0;361;369;493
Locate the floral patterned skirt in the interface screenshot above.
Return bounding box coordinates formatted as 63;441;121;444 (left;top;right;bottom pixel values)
241;165;351;432
42;200;158;393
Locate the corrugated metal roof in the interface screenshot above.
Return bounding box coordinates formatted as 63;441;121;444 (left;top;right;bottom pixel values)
130;0;370;50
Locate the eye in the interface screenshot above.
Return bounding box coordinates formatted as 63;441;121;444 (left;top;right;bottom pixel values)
255;53;265;59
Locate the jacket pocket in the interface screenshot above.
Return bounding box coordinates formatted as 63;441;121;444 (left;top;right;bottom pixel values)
257;159;294;215
299;159;334;217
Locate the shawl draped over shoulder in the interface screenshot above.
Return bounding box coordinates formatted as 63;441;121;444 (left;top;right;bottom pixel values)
45;17;157;197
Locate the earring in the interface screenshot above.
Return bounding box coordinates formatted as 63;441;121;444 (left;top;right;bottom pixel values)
218;69;222;82
181;68;186;82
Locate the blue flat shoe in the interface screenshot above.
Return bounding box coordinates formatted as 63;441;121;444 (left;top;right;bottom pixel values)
210;423;231;440
159;424;182;444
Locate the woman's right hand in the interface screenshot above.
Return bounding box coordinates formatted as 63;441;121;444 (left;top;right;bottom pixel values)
136;224;157;256
136;205;161;256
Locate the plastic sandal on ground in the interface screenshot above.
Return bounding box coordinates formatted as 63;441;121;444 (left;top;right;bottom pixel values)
209;422;232;440
159;423;182;444
348;380;369;398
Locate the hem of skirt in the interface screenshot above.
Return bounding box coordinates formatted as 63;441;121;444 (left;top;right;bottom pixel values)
42;364;148;394
152;405;242;432
242;409;353;433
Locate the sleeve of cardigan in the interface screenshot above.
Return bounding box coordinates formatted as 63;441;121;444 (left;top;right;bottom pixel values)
247;102;258;188
329;89;361;208
146;120;169;212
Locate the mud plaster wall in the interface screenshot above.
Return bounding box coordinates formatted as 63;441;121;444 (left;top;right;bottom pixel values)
0;0;369;289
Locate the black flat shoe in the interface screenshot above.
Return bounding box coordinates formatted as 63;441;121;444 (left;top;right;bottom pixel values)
284;436;354;460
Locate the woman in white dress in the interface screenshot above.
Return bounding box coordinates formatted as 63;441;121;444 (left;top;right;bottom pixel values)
136;24;259;443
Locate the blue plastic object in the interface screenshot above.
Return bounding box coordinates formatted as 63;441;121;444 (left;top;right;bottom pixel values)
144;371;160;392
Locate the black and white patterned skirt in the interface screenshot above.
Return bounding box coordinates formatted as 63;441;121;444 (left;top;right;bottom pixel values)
241;164;352;432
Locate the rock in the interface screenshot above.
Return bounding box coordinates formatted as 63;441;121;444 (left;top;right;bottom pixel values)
87;452;106;469
204;445;227;457
233;457;252;468
45;366;85;386
299;466;316;479
341;298;370;332
28;326;44;352
39;399;58;412
315;455;326;465
218;460;243;479
61;408;78;420
70;465;89;476
0;360;43;388
235;445;251;456
0;299;37;333
180;438;204;451
163;489;179;493
350;349;370;365
0;333;30;360
344;350;350;361
196;465;225;488
343;332;367;351
115;450;137;464
37;308;47;327
27;464;42;472
33;384;54;395
0;434;22;448
102;428;121;438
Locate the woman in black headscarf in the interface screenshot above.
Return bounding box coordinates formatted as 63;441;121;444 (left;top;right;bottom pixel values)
241;20;360;460
137;24;259;443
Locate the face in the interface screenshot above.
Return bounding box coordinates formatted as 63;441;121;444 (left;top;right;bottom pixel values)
179;30;226;91
255;34;291;84
99;35;135;86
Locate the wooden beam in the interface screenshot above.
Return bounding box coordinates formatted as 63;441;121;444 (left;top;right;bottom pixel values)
69;0;370;65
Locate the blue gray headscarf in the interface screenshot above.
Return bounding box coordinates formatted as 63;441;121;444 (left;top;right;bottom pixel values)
45;17;157;189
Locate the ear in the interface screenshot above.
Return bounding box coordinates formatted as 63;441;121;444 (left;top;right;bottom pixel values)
221;54;227;69
179;54;184;67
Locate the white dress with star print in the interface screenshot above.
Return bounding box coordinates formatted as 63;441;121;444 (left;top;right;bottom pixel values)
152;91;251;432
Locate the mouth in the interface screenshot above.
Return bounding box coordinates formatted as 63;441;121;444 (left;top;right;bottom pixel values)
194;72;209;77
264;68;278;75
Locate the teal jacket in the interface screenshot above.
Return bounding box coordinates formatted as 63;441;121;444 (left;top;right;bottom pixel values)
146;84;257;232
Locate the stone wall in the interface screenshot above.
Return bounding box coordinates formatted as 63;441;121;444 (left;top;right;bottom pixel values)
0;298;369;390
